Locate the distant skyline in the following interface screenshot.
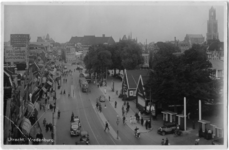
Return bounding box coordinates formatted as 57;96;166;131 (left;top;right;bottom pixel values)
4;2;226;44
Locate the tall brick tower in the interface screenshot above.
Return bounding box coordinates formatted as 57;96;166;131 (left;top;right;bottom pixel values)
206;7;219;42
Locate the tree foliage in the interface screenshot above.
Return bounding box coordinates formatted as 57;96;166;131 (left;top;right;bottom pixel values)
119;40;143;69
146;44;219;114
84;40;144;76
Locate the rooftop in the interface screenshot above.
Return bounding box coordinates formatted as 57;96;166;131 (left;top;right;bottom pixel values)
69;35;115;45
209;59;224;70
126;69;150;89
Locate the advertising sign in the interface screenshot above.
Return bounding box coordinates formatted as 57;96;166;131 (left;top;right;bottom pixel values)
4;47;26;62
10;34;30;47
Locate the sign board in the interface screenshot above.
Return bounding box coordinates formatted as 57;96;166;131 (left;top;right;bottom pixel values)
10;34;30;47
4;47;26;62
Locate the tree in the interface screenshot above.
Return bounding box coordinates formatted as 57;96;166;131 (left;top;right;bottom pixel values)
108;44;123;74
146;44;216;115
120;40;143;69
84;44;112;80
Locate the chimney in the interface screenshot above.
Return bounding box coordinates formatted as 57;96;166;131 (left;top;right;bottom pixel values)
103;34;105;37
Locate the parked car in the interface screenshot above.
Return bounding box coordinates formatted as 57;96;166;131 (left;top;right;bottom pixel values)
79;131;90;145
70;118;81;136
212;137;224;145
72;62;76;65
97;95;106;102
157;123;176;136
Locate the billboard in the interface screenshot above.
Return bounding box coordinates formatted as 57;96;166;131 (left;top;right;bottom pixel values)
10;34;30;47
5;47;26;62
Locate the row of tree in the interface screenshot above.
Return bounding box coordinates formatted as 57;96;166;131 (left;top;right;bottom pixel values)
83;40;144;78
146;44;223;116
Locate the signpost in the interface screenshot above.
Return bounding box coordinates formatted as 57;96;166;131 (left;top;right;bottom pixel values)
10;34;30;47
4;47;26;62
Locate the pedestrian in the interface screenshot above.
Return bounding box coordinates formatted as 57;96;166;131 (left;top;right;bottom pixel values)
115;101;117;108
45;124;49;132
104;122;109;132
148;120;151;129
124;101;126;106
109;96;110;101
43;118;46;127
51;131;54;139
122;105;124;112
145;119;148;130
141;118;144;126
96;102;99;110
161;139;165;145
165;138;169;145
116;90;118;95
123;116;126;125
126;106;129;114
45;98;47;104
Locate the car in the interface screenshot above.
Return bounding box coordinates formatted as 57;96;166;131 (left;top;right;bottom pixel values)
72;62;76;65
79;131;90;145
76;66;83;70
98;95;106;102
113;74;123;81
70;118;81;136
157;123;176;136
212;137;224;145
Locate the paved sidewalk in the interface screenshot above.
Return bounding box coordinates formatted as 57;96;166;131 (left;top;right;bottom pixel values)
98;76;215;145
98;78;153;134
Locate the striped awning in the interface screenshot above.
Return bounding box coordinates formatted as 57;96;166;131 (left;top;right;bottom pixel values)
20;118;31;136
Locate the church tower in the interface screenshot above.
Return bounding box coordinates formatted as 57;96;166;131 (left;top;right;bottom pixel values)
206;7;219;42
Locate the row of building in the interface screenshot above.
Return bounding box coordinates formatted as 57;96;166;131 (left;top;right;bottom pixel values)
4;37;62;144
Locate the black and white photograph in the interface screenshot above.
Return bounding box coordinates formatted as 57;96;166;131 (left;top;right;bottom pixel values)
2;1;227;148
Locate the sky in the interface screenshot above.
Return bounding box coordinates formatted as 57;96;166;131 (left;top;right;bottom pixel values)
3;2;226;44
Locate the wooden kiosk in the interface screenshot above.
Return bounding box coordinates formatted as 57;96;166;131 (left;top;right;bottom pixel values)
176;114;185;130
210;124;223;139
162;111;177;125
198;120;210;138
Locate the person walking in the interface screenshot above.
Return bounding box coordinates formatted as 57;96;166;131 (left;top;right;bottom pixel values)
43;118;46;127
123;116;126;125
104;122;110;132
165;138;169;145
161;139;165;145
45;123;49;132
141;118;144;126
96;102;99;110
109;96;110;101
115;101;117;108
145;119;148;130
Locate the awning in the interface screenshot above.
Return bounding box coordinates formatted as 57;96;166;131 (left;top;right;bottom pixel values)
20;117;32;136
42;77;47;83
42;87;47;92
47;81;53;86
